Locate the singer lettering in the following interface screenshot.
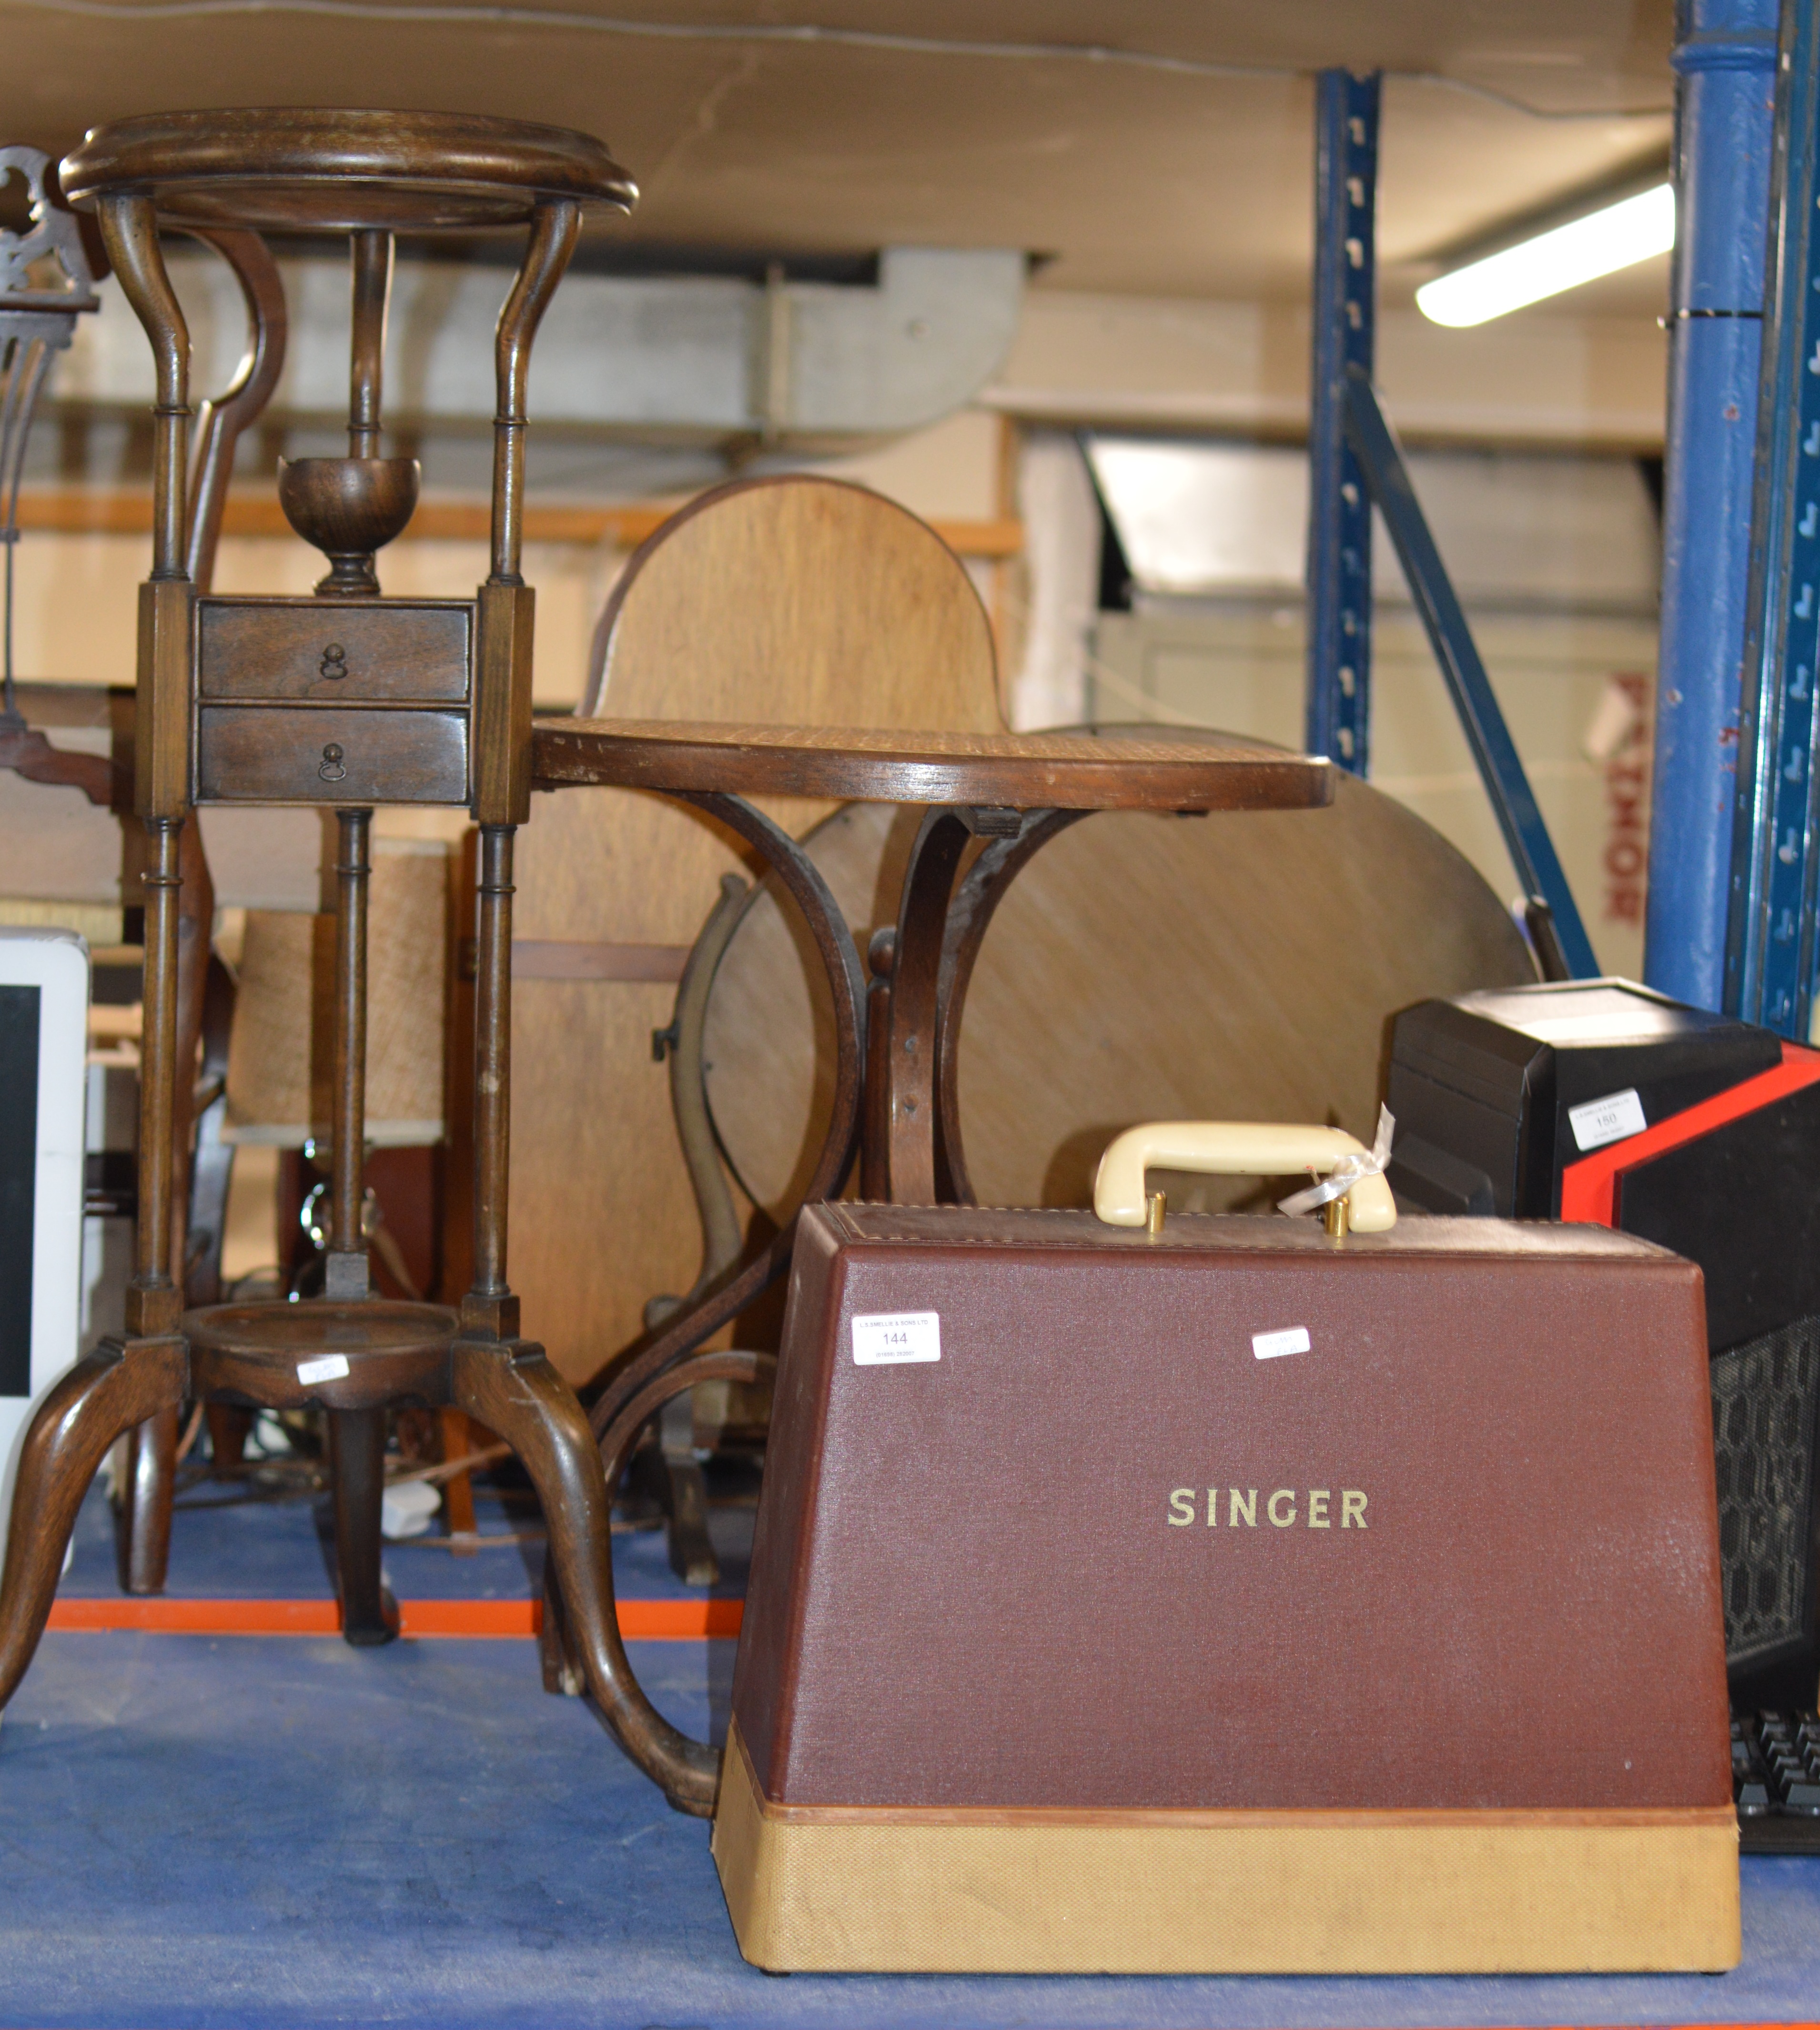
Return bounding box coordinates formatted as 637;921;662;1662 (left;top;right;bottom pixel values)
1165;1487;1368;1528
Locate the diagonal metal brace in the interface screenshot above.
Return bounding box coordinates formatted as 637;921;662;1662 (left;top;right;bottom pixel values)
1342;364;1599;979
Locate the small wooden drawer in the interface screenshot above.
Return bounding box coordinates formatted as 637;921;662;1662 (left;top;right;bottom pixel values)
197;707;470;805
197;598;473;702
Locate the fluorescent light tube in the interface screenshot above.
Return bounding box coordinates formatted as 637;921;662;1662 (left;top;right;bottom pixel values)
1416;183;1675;328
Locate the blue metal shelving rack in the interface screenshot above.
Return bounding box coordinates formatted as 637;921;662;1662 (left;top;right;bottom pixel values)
1658;0;1779;1012
1303;68;1598;979
1342;369;1600;979
1305;69;1379;775
1728;0;1820;1037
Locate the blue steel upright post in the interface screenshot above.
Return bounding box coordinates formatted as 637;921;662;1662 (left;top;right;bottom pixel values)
1728;0;1820;1034
1647;0;1779;1008
1305;69;1380;773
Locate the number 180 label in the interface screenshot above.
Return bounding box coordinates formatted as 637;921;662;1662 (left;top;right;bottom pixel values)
851;1311;942;1365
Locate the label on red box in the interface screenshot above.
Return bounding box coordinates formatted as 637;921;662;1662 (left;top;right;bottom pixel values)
1568;1086;1647;1152
852;1312;941;1365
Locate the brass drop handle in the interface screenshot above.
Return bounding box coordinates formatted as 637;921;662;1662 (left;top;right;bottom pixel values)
318;742;347;782
320;641;349;679
1093;1119;1397;1234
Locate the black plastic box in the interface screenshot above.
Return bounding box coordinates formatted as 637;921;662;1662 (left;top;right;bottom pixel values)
1386;979;1820;1709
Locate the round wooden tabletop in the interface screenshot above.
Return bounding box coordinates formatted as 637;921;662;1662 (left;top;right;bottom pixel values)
532;718;1334;812
61;110;636;232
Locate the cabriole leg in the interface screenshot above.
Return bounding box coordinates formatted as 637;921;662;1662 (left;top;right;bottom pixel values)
0;1337;187;1708
330;1406;397;1646
117;1404;179;1595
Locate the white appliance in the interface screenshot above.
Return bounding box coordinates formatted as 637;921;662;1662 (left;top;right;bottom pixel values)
0;929;89;1566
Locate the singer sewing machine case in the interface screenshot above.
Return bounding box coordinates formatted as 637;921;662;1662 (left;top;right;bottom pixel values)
714;1201;1739;1975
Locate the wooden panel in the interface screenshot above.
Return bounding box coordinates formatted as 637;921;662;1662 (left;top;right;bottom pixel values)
586;477;1008;733
137;579;195;819
510;977;709;1374
224;845;451;1141
197;597;473;703
0;756;122;904
509;475;1004;1381
472;581;534;825
197;706;468;805
510;940;689;981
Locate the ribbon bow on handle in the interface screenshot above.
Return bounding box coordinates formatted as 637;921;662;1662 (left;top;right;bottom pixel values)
1277;1105;1395;1219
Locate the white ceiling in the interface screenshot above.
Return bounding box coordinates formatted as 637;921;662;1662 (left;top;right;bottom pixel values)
4;1;1676;311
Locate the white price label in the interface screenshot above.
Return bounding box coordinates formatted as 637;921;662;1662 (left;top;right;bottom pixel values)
296;1353;351;1386
851;1311;941;1365
1252;1326;1311;1362
1567;1087;1647;1153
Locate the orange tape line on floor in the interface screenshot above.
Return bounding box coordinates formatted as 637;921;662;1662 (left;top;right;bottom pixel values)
44;1597;744;1639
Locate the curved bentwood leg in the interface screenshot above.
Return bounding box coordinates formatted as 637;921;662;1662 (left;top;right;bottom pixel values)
866;809;973;1205
931;809;1088;1204
522;1349;771;1814
584;790;866;1441
863;806;1087;1206
456;1341;767;1814
0;1338;187;1707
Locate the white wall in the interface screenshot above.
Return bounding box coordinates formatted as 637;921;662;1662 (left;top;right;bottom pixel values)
985;293;1667;449
1035;432;1660;980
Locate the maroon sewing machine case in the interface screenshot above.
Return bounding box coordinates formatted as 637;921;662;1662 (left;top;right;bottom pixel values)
712;1201;1738;1973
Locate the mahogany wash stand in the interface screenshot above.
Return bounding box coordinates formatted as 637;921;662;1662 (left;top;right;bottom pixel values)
0;112;1335;1795
0;109;651;1693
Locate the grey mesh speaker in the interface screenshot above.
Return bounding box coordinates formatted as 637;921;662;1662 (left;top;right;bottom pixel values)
1712;1318;1820;1679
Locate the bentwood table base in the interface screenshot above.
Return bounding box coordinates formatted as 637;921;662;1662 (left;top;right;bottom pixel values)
529;717;1334;1812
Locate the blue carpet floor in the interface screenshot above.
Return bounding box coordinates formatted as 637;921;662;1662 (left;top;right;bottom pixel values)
0;1482;1812;2029
55;1457;752;1606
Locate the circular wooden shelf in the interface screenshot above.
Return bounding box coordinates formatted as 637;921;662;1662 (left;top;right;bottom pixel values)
185;1297;458;1410
531;719;1334;813
61;110;636;232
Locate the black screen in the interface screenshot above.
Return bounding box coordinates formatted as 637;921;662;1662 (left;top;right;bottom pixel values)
0;984;40;1397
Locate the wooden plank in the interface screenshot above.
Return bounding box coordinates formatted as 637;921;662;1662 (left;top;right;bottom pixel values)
12;487;1023;558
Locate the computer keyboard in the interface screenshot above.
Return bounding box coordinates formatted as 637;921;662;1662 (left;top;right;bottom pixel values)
1734;1708;1820;1851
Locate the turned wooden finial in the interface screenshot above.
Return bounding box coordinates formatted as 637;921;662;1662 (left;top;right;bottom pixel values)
277;228;417;595
276;454;419;596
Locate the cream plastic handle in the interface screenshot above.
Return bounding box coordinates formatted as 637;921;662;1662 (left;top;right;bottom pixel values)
1092;1121;1396;1232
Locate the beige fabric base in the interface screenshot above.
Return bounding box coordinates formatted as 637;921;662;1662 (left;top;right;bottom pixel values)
711;1721;1740;1975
